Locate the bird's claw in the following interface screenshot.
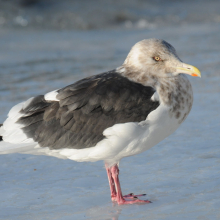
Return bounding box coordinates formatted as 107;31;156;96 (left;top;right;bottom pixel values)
111;193;151;204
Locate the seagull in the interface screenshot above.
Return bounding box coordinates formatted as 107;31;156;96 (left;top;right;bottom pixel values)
0;39;201;205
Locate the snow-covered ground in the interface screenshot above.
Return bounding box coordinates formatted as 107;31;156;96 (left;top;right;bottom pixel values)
0;23;220;219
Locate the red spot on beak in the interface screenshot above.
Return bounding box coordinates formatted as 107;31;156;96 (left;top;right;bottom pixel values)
191;73;198;77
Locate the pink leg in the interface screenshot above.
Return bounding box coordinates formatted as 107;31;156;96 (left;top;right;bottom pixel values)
105;166;145;201
105;164;117;201
110;164;151;205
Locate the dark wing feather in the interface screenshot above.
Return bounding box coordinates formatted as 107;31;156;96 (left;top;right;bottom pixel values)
17;70;159;149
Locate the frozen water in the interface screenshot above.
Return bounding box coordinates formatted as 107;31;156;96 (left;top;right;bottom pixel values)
0;23;220;219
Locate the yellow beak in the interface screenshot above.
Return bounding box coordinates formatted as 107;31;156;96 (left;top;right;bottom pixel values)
176;63;201;77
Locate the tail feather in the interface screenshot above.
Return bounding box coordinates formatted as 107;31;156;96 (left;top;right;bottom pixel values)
0;96;48;144
0;95;68;159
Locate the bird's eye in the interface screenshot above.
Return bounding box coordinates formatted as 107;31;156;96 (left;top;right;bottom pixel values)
153;56;161;61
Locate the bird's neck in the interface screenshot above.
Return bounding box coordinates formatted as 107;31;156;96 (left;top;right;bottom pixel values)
156;74;193;123
156;74;192;104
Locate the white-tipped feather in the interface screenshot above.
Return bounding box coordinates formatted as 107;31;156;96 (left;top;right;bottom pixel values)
2;128;33;143
44;90;59;101
8;101;25;120
151;91;159;102
0;98;37;144
22;97;35;109
7;97;35;122
3;117;24;130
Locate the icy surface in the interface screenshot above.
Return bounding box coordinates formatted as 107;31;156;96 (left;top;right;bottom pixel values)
0;23;220;219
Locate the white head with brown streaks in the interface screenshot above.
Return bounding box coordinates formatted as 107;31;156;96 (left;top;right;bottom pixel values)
122;39;201;82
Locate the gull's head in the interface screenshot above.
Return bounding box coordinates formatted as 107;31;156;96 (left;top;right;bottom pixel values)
123;39;201;78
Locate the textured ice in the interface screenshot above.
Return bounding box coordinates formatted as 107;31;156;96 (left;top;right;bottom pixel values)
0;23;220;219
